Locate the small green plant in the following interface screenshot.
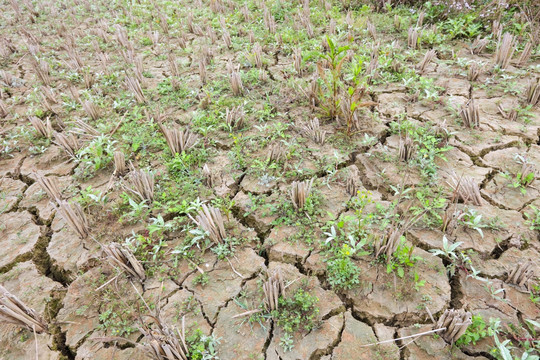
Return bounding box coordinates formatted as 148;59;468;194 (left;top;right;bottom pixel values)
186;329;220;360
386;239;422;279
192;272;209;287
272;287;319;351
455;315;489;347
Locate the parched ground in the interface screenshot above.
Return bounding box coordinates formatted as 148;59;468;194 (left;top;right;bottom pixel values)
0;0;539;359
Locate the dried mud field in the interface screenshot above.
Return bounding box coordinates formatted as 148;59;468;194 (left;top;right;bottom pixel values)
1;0;540;359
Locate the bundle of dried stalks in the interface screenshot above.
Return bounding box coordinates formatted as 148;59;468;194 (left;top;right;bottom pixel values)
149;31;160;49
263;7;276;34
139;314;190;360
467;63;480;82
82;100;100;120
494;33;515;70
394;15;401;31
29;116;52;138
470;37;488;55
54;132;79;158
190;204;226;244
346;170;358;196
436;309;472;344
447;173;483;206
497;104;518;122
241;3;250;21
519;161;536;187
459;99;479;128
301;118;326;145
492;20;502;39
229;67;243;96
525;78;540;106
133;56;144;84
72;119;99;138
367;21;377;40
416;50;436;74
293;47;302;75
290;178;314;210
517;41;532;66
0;100;8;118
399;136;415;162
168;53;179;78
222;28;232;49
267;142;285;163
441;208;463;236
407;27;420;50
36;173;62;203
126;169;155;203
416;11;425;27
225;106;245;130
30;57;51;86
263;269;285;312
199;59;207;85
506;261;534;288
0;286;48;334
159;124;198;155
253;43;263;68
40;86;58;104
365;47;379;78
202;164;213;187
103;243;146;282
114;25;133;51
125;76;146;104
374;210;424;262
56;200;89;239
114;151;127;177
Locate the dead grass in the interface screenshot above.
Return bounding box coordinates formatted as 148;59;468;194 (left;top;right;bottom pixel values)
290;178;314;210
436;309;472;344
189;204;227;244
55;200;90;239
103;243;146;282
0;285;48;334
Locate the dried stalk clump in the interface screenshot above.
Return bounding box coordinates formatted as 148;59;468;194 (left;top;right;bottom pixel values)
436;309;472;344
56;200;90;239
0;100;8;118
525;78;540;106
125;76;146;104
517;41;532;66
263;269;285;312
494;32;515;70
82;100;100;120
447;173;483;206
346;170;358;196
506;261;535;288
399;136;415;162
253;43;263;68
301;117;326;145
416;49;436;74
36;173;62;203
394;15;401;31
190;204;227;244
54;132;80;158
202;164;213;187
114;151;127;177
229;66;243;96
72;119;99;138
30;57;51;86
159;125;199;155
497;104;518;122
103;243;146;282
139;314;190;360
467;63;480;82
470;37;488;55
225;106;245;130
290;178;314;210
459;99;479;128
367;21;377;40
0;286;48;334
293;47;302;75
374;211;424;262
267;142;285;163
408;27;420;50
29;116;52;138
126;169;155;203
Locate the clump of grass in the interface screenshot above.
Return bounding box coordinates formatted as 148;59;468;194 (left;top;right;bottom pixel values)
436;309;472;344
494;32;515;70
290;178;314;210
0;285;48;334
55;200;90;239
506;261;534;288
159;124;199;155
459;99;479;128
103;243;146;282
